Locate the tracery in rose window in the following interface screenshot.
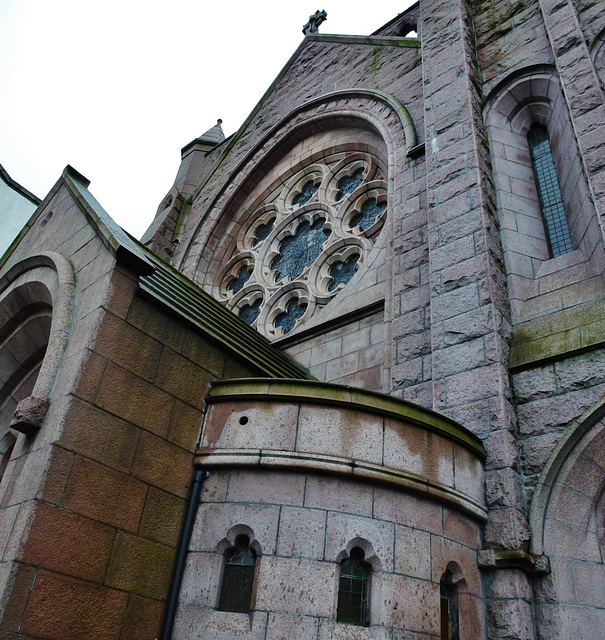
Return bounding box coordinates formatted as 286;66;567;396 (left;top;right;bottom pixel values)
216;150;387;338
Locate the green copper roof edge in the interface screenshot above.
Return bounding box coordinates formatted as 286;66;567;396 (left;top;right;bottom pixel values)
178;87;420;270
208;378;485;459
306;33;421;48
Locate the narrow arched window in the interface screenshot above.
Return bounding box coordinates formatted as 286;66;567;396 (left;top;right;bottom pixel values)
217;535;256;613
440;570;459;640
337;547;371;626
528;123;574;258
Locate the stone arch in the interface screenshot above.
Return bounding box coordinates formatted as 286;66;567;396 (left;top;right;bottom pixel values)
179;90;418;338
483;65;602;321
0;252;75;441
179;89;418;279
530;398;605;637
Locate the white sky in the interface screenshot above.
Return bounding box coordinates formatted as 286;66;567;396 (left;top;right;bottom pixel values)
0;1;413;239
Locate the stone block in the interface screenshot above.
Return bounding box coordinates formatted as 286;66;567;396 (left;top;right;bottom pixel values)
120;593;164;640
62;456;147;533
394;525;431;579
485;508;530;551
226;469;305;507
0;561;36;632
255;556;335;617
105;531;176;600
172;607;268;640
132;430;193;498
383;419;454;487
20;570;128;640
168;400;204;451
442;507;481;548
304;475;373;517
276;506;326;560
127;296;186;354
190;502;280;555
59;397;139;473
484;429;519;471
179;551;222;607
487;599;534;640
267;613;319;639
93;311;162;383
139;486;186;547
512;366;557;402
373;487;442;534
318;619;390;639
16;502;114;582
297;404;383;465
201;401;298;452
154;347;213;409
96;362;174;437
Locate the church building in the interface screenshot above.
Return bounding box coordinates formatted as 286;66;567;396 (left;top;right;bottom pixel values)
1;2;605;638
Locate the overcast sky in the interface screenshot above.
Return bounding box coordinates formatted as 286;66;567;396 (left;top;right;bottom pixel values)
0;1;413;239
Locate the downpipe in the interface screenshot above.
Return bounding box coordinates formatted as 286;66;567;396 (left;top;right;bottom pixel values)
160;468;209;640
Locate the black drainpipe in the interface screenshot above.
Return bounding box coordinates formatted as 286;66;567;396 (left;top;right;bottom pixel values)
160;467;209;640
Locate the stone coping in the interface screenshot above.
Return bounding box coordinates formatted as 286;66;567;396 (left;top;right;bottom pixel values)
194;448;487;522
306;34;421;49
207;378;485;459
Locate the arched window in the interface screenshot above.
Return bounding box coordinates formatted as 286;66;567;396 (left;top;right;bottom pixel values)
337;547;371;626
440;570;459;640
527;123;574;258
217;535;256;613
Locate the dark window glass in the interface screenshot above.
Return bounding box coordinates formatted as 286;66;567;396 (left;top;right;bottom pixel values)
440;570;459;640
253;219;275;246
327;253;360;292
292;181;319;207
528;124;574;258
227;266;252;294
350;198;387;232
337;547;371;626
336;168;364;201
274;297;307;334
238;298;262;325
271;217;330;283
217;535;256;613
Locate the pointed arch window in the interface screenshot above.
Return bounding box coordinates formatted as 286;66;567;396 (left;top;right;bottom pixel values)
337;547;371;626
528;123;574;258
440;570;459;640
217;535;256;613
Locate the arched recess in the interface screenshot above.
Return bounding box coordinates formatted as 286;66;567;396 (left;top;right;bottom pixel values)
530;398;605;636
0;253;75;449
483;65;603;322
179;90;418;339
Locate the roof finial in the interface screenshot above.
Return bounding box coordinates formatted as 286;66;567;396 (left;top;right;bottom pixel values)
303;10;327;35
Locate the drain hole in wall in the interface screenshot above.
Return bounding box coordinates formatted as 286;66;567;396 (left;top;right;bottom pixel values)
239;416;249;425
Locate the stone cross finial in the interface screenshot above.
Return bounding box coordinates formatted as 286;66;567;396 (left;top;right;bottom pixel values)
302;10;327;35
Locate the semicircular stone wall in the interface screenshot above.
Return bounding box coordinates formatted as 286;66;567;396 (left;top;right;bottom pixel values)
176;379;487;639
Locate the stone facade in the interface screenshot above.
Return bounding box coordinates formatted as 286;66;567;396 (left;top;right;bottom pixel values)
1;1;605;638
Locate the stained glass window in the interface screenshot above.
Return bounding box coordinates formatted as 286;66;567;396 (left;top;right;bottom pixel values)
440;570;459;640
238;298;262;325
292;181;319;207
350;198;387;232
227;266;253;294
528;124;574;258
337;548;371;626
271;218;331;283
217;535;256;613
327;253;360;292
336;168;364;201
274;298;307;334
253;219;275;246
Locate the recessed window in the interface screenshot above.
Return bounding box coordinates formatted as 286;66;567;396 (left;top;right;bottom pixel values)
440;570;459;640
528;123;574;258
217;535;256;613
337;547;371;626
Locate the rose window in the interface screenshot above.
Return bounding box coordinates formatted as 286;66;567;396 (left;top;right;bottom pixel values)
216;151;387;338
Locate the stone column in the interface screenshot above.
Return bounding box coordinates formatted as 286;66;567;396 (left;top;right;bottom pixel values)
419;0;535;637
